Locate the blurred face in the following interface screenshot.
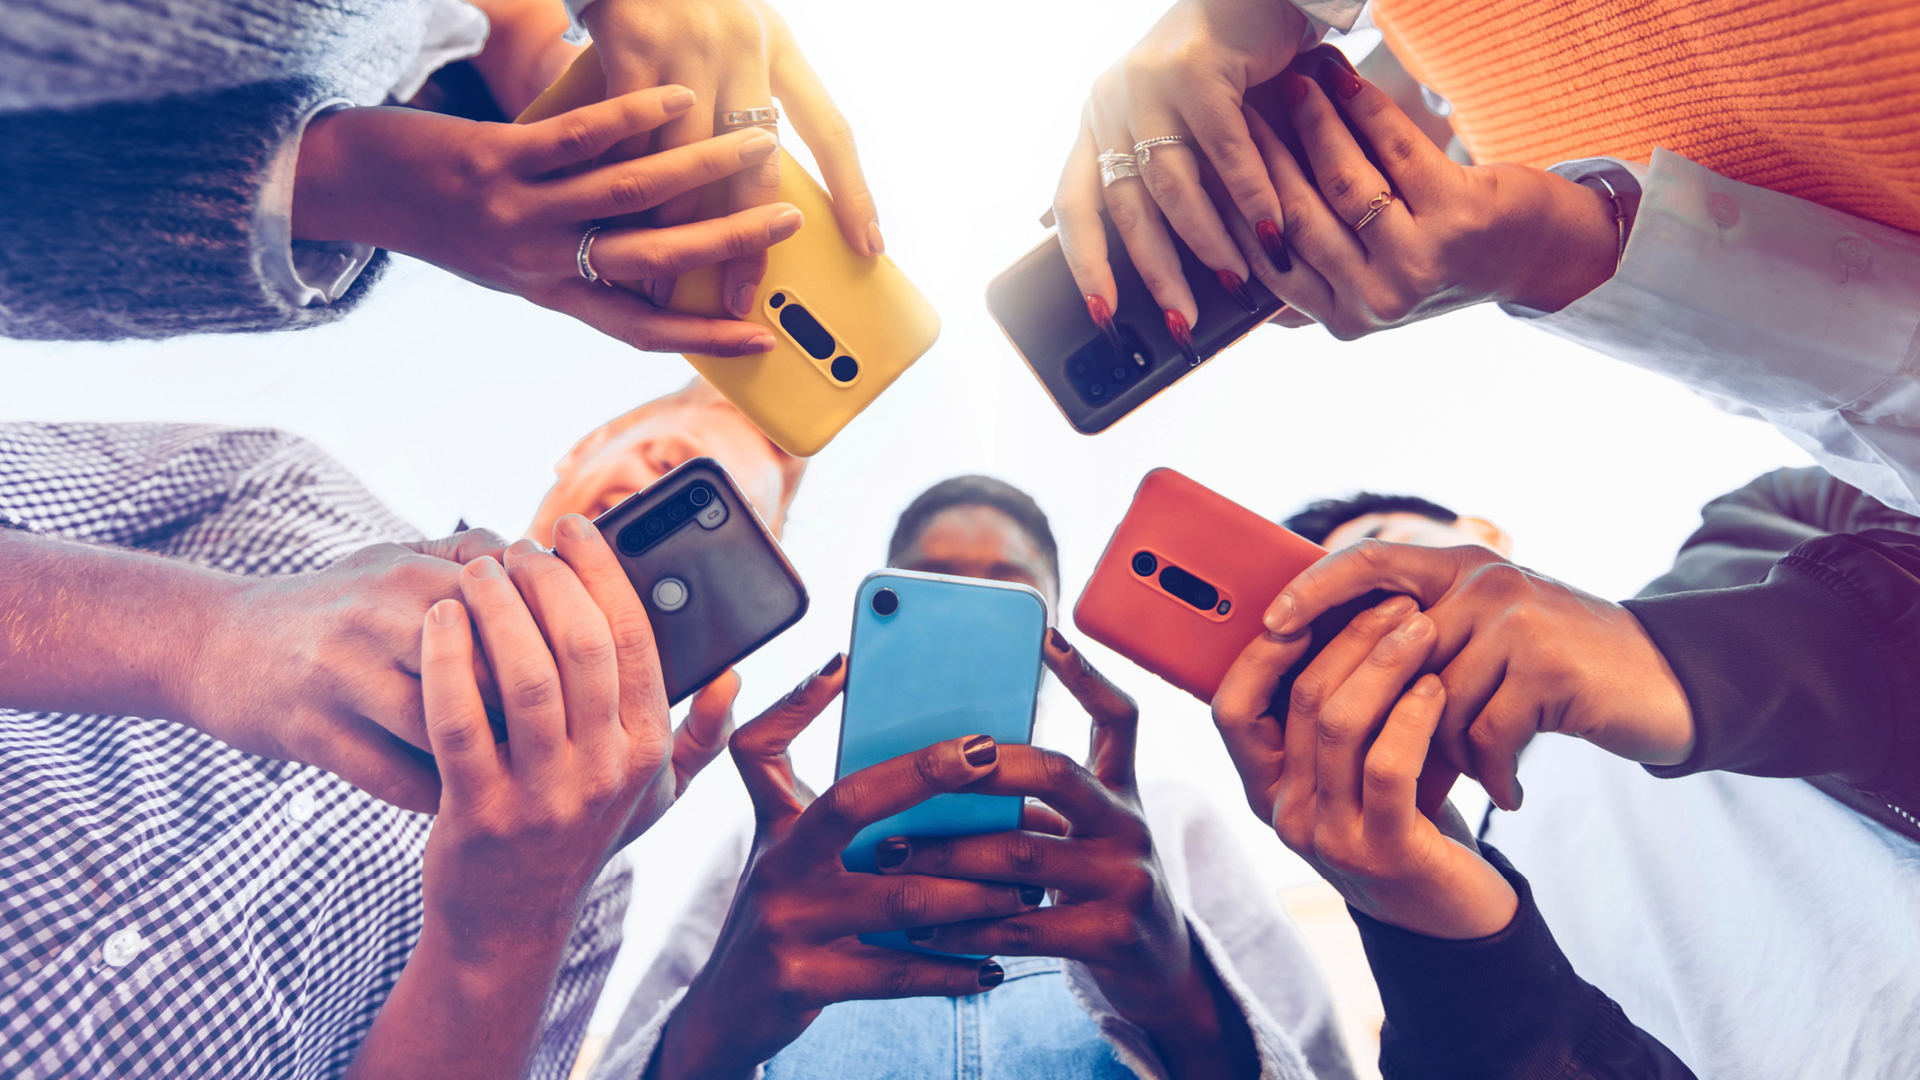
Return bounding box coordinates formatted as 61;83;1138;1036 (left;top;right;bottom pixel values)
527;382;804;543
892;504;1058;607
1322;511;1513;555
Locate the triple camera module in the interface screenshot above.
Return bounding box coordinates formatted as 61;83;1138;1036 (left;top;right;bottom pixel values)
769;292;859;384
1066;323;1155;407
1132;550;1231;616
617;481;727;557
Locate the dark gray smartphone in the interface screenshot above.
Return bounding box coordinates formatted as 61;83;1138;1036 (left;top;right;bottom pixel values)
593;458;808;705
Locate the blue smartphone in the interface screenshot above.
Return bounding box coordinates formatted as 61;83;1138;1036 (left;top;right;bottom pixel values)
836;570;1047;951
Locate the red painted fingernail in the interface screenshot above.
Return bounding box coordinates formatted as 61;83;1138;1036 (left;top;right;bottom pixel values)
876;837;910;869
963;735;997;766
1278;69;1309;107
1216;270;1259;314
1048;627;1071;654
1164;309;1200;367
977;961;1005;988
1321;55;1364;100
1086;294;1124;352
906;924;936;941
1256;220;1294;273
817;653;843;679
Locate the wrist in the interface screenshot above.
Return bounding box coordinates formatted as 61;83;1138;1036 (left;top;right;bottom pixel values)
167;570;258;733
1493;167;1620;314
292;108;410;249
653;978;781;1080
1353;865;1519;940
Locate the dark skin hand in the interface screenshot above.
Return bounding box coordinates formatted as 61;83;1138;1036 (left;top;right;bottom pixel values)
878;631;1260;1080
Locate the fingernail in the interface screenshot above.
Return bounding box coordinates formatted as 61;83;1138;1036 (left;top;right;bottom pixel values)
876;837;910;869
905;925;936;942
469;555;503;579
740;130;779;161
507;538;542;559
430;599;460;627
770;207;803;238
817;654;844;679
866;219;885;256
1512;780;1525;809
1320;55;1364;100
1216;270;1259;314
1413;674;1444;697
1256;219;1293;274
647;278;673;307
1265;592;1297;635
977;961;1005;988
1048;627;1071;654
1086;294;1124;352
556;513;592;540
1278;70;1309;108
1378;594;1418;620
963;735;997;767
1388;613;1432;642
1164;309;1199;367
729;282;756;319
662;86;695;111
1018;884;1044;905
743;333;777;353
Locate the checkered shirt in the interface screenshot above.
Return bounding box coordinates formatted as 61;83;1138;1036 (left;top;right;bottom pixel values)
0;423;629;1079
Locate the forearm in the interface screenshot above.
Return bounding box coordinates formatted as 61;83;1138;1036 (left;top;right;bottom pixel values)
0;528;240;721
348;916;575;1080
1133;952;1260;1080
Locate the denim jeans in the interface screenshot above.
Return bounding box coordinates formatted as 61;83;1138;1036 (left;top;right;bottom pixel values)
763;958;1138;1080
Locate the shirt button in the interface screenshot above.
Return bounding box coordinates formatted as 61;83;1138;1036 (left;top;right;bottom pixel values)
103;928;144;968
1708;193;1740;228
285;790;316;823
1836;237;1872;271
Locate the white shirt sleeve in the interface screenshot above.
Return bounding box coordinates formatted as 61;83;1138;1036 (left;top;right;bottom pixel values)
1507;147;1920;514
254;100;379;310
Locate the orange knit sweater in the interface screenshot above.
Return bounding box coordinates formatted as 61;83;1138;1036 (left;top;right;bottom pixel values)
1371;0;1920;234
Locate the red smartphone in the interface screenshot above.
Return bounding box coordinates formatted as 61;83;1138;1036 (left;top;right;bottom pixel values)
1074;468;1384;702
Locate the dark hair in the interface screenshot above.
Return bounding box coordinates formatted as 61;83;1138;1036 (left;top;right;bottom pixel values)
888;476;1059;589
1283;492;1459;545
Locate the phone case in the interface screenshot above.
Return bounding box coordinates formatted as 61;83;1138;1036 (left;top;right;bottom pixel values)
593;458;808;706
1073;469;1329;702
519;50;941;457
986;214;1284;436
836;570;1046;953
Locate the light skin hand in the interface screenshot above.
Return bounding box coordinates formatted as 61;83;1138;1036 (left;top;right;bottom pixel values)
1245;46;1619;338
1213;598;1518;939
1055;0;1309;335
581;0;880;316
1264;540;1695;811
881;631;1259;1080
652;659;1023;1080
292;87;800;356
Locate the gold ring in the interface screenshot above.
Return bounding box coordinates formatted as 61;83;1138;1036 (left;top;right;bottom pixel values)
1352;191;1395;232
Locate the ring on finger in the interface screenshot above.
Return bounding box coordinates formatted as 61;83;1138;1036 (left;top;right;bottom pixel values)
1097;150;1141;187
1352;190;1396;232
719;105;781;131
1130;134;1188;167
576;224;613;287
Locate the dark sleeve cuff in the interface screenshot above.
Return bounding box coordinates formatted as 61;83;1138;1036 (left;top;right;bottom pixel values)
1353;845;1694;1080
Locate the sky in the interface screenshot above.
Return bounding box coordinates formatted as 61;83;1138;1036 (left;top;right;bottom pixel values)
0;0;1811;1039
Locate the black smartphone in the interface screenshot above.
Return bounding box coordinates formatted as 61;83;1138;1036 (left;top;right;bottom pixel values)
986;213;1284;435
593;458;808;705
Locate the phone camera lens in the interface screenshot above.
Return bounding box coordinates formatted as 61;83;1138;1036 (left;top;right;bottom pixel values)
1087;381;1106;399
1216;599;1232;615
769;292;786;308
870;587;899;616
644;517;666;536
1070;359;1088;376
1131;552;1157;576
667;503;688;522
618;524;646;555
688;485;712;508
831;355;859;382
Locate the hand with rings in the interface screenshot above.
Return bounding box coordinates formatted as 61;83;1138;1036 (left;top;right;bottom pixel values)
1052;0;1311;359
293;87;801;357
1241;46;1625;340
581;0;882;320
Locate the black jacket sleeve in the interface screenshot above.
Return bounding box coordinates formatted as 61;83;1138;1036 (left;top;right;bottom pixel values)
1352;845;1694;1080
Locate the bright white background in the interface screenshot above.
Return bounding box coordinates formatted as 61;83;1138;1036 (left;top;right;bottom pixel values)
0;0;1809;1049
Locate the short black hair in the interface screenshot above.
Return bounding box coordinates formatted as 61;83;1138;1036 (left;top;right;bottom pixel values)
888;476;1059;589
1284;492;1459;545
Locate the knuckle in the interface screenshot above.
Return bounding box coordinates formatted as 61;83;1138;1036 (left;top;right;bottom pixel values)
911;747;951;793
1468;720;1507;756
1352;537;1396;568
502;669;561;713
1363;754;1405;794
1004;834;1048;878
1289;671;1330;718
809;783;860;833
551;118;599;164
885;957;920;998
607;169;661;213
1037;749;1084;792
624;238;669;279
558;627;616;672
883;879;931;927
1321;169;1366;204
996;916;1037;953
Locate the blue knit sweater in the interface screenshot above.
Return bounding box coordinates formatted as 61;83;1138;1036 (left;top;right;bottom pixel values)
0;0;448;340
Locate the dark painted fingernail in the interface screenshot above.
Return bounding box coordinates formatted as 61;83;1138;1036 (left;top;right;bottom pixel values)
963;735;997;767
876;837;910;869
1278;69;1309;108
1320;54;1364;100
817;654;844;679
1256;219;1293;273
905;924;936;942
1018;884;1045;905
1216;270;1259;314
1048;627;1071;654
1512;780;1525;810
1086;294;1124;352
1164;309;1200;367
977;960;1005;988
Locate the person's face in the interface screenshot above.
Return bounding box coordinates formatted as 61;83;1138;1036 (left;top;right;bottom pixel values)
527;390;800;543
892;505;1058;607
1322;511;1513;555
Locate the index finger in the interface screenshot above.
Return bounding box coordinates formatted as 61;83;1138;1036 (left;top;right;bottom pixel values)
1041;628;1138;796
514;86;698;175
1271;540;1470;636
786;733;1003;864
960;746;1136;840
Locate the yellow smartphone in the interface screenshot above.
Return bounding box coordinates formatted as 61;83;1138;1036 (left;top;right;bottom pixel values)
518;49;940;457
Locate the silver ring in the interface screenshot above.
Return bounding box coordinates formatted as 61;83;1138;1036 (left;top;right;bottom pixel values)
719;106;781;130
1098;150;1141;187
577;225;610;285
1131;134;1188;167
